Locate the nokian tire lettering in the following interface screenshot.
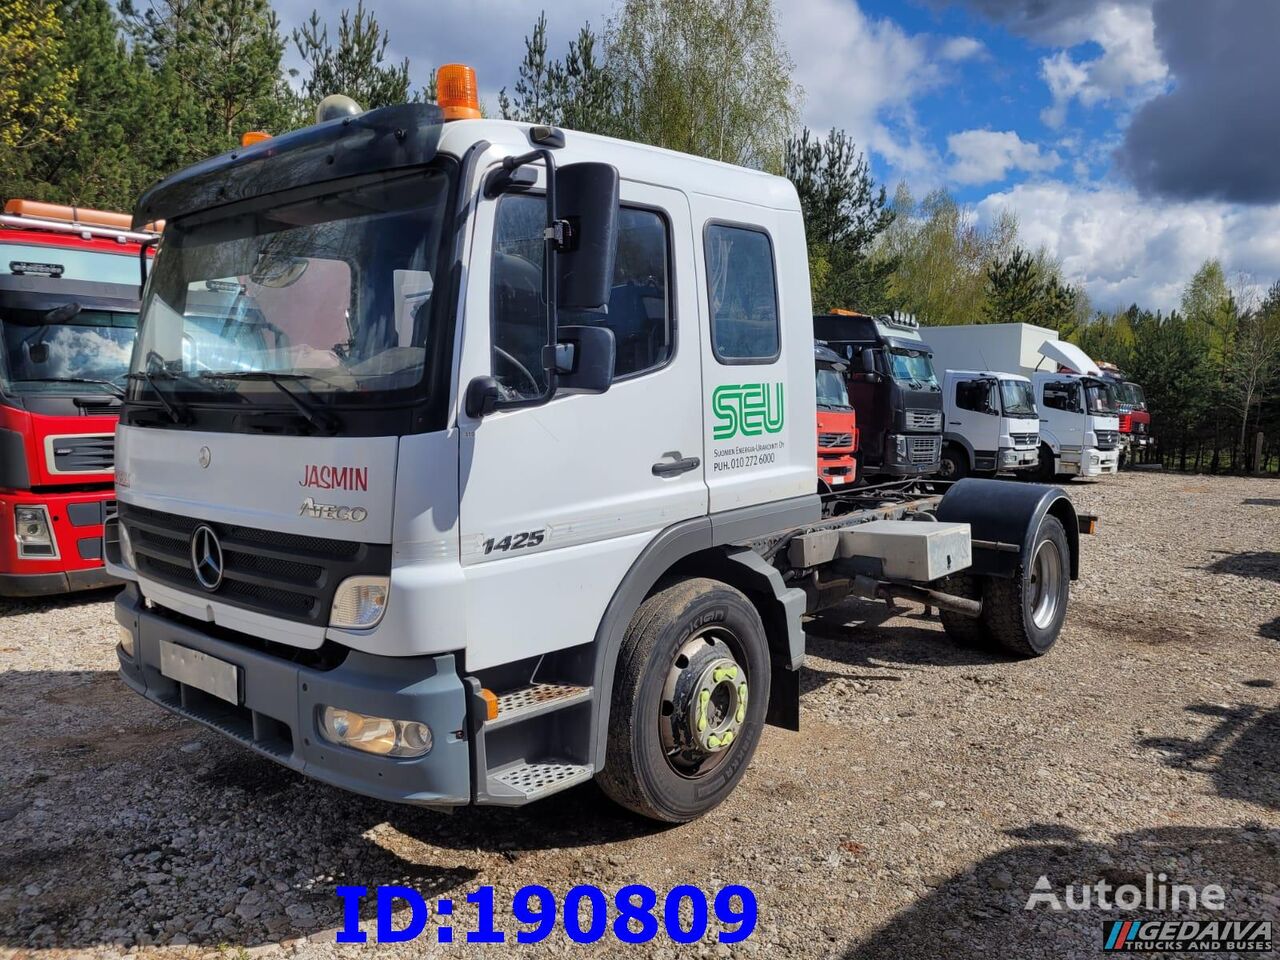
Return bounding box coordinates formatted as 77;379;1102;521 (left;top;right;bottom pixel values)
598;577;771;823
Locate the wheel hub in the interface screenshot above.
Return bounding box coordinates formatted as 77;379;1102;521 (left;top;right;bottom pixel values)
660;632;749;776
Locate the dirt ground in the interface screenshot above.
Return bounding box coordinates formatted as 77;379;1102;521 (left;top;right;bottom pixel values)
1;471;1277;959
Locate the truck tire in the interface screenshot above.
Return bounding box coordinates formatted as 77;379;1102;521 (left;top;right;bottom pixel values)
1036;443;1056;482
939;516;1070;658
598;577;771;823
938;444;968;481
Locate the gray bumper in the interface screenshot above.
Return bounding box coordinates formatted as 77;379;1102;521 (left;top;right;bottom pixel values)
114;586;471;807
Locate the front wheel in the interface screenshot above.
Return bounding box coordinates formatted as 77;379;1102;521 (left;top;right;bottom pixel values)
938;444;968;481
940;516;1071;658
599;577;771;822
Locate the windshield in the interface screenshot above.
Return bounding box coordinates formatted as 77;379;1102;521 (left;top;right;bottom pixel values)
0;307;136;395
1121;382;1145;406
888;348;938;389
132;169;451;404
1084;379;1118;415
1000;379;1036;417
815;368;850;409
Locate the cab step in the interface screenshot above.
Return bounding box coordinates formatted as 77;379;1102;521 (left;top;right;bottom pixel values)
491;760;594;801
488;682;591;730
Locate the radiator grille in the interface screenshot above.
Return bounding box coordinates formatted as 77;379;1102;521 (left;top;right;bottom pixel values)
905;409;942;431
48;434;114;473
1010;433;1039;446
908;436;941;464
1094;430;1120;451
119;502;390;626
818;432;854;448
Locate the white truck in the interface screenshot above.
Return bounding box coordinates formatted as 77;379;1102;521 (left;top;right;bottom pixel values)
935;369;1040;480
924;323;1120;481
105;73;1093;823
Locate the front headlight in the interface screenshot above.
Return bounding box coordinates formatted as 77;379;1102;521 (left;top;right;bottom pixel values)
317;706;432;758
14;505;56;558
892;435;907;459
330;576;389;629
119;522;136;570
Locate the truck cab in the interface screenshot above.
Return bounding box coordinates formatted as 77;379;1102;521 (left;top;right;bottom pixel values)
938;370;1039;480
812;310;942;478
0;201;152;596
1096;361;1151;464
106;72;1087;823
815;342;858;492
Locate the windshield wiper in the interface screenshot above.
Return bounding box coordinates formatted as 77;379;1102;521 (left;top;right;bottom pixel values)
19;376;125;398
199;371;339;433
125;369;189;423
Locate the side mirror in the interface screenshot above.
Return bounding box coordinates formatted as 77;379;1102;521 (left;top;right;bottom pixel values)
554;162;619;310
553;325;615;395
859;349;880;382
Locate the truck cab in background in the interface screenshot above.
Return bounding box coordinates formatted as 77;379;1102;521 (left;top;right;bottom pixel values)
0;200;152;596
1096;361;1151;464
814;342;858;493
937;370;1039;480
813;310;942;479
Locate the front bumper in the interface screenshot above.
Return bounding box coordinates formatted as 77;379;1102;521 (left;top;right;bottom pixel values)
114;585;471;807
1000;446;1040;470
1079;448;1120;476
0;567;120;597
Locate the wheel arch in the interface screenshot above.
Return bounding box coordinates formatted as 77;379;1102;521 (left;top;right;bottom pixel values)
936;477;1080;581
587;497;818;768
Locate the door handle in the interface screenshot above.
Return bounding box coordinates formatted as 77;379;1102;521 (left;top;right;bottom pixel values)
652;455;701;477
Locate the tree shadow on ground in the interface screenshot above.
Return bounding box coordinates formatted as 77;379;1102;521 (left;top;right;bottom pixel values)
846;824;1280;959
800;597;1014;697
0;668;666;951
1206;550;1280;583
1140;700;1280;813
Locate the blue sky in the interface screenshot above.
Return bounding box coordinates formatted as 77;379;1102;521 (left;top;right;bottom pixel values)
274;0;1280;313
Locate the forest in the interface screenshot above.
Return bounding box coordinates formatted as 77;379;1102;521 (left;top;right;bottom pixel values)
2;0;1276;472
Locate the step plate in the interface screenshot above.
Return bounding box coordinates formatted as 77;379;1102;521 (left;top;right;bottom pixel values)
492;761;594;801
493;683;591;726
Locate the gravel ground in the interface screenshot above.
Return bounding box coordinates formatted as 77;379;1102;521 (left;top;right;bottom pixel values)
1;470;1277;959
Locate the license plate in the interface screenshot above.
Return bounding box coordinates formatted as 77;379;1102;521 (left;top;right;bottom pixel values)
159;640;240;705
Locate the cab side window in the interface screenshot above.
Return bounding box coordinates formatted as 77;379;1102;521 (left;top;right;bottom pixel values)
1042;381;1078;412
704;224;780;363
956;380;989;413
491;194;673;399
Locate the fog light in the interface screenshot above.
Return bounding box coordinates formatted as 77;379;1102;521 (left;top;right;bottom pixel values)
14;505;56;558
317;706;432;758
330;576;389;629
117;624;135;657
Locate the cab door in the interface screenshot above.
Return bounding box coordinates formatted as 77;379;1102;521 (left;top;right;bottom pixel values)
688;195;814;513
456;170;707;671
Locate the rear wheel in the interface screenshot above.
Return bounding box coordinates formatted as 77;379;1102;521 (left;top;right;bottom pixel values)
938;444;968;481
939;516;1071;658
599;577;771;823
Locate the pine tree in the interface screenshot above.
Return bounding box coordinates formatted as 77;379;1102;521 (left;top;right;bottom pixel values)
291;1;411;121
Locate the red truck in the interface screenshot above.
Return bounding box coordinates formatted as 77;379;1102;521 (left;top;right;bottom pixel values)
1096;360;1152;465
816;342;858;492
0;200;154;597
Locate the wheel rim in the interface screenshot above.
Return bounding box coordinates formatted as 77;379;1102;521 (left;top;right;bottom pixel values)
659;628;749;779
1028;534;1064;629
939;456;957;479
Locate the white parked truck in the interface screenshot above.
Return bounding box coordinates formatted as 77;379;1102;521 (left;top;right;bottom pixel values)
105;71;1093;823
924;323;1120;481
934;369;1040;479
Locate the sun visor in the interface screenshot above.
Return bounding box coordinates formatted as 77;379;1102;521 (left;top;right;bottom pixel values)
133;102;445;229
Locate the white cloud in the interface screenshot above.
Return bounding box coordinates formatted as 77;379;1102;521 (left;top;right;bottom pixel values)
781;0;955;182
1037;3;1168;127
938;36;986;62
975;182;1280;310
947;130;1061;185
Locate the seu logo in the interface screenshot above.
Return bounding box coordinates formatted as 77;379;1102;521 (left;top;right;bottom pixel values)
712;383;784;440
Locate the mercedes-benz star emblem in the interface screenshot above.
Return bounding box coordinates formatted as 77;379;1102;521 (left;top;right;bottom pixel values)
198;446;212;469
190;525;224;591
